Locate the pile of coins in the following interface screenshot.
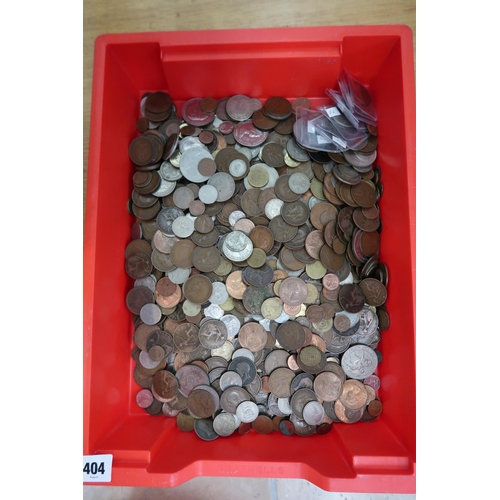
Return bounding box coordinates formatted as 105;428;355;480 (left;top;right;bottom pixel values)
126;91;390;440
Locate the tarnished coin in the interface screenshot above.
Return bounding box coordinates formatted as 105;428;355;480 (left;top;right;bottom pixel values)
238;322;268;352
338;284;366;313
199;319;228;349
313;371;343;402
173;323;200;353
278;277;308;306
359;278;387;307
228;357;257;386
268;367;295;398
213;412;237;436
194;418;219;441
183;274;213;304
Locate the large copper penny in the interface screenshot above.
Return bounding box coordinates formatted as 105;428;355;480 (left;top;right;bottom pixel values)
339;379;368;410
183;274;213;304
151;370;178;403
338;284;366;313
239;322;268;352
268;367;295;398
276;321;306;351
173;323;200;353
314;371;343;402
359;278;387;307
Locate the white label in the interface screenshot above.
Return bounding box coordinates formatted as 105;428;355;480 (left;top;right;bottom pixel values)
316;134;329;144
307;121;315;134
83;454;113;483
326;106;341;117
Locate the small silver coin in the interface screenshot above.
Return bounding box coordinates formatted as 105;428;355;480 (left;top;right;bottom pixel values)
236;400;259;423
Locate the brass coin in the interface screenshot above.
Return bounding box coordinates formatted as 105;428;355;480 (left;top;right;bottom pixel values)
247;248;267;268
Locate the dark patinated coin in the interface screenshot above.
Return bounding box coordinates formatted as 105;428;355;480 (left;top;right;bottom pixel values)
228;357;257;386
281;201;310;226
338;284;366;313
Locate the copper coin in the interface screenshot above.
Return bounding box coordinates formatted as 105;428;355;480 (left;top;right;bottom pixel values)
194;214;214;234
368;399;383;417
126;286;154;315
226;271;248;299
319;302;336;320
268;215;298;243
377;307;390;330
281;201;310;226
274;175;301;202
305;305;325;323
151;370;178;403
322;273;340;291
338;284;366;313
351;180;377;208
173;323;200;353
278;277;308;306
304;230;325;260
268;367;295;398
320;244;345;272
170;239;196;268
249;225;274;252
239;322;268;352
264;96;292;120
188;389;217;418
261;142;286;168
155;283;182;309
219;121;234;134
333;315;351;332
353;208;380;232
183;274;213;304
198;157;217;177
176;412;195;432
252;108;279;130
252;415;274;434
314;371;343;402
189;200;206;216
358;230;380;257
126;251;153;279
276;321;306;351
340;379;368;410
200;97;217;113
359;278;387;307
192;246;221;273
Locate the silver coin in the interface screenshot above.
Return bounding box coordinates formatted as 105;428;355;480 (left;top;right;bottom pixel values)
194;418;219;441
226;94;253;121
245;374;263;396
307;196;324;210
198;184;219;204
152;177;176;197
236;400;259;423
341;345;378;379
171;216;195;238
232;348;255;362
213;412;236;437
228;210;246;227
140;96;147;117
204;303;224;320
138;349;161;370
167;267;191;284
232;412;241;428
302;401;325;426
134;276;156;294
265;198;284;219
259;318;271;332
229;159;248;178
139;303;162;325
179;136;203;153
290;414;317;436
288;172;311;194
326;333;352;354
162;403;179;417
209;282;229;305
286;137;310;162
219;371;243;391
207;172;235;202
233;145;252;161
273;309;291;324
277;397;293;415
355;306;379;338
179;146;213;183
268;393;286;417
222;231;253;262
340;272;354;285
220;314;241;338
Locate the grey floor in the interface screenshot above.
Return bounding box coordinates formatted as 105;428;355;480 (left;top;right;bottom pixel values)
84;478;415;499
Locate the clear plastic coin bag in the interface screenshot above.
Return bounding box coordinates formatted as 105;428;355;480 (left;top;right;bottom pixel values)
293;107;340;152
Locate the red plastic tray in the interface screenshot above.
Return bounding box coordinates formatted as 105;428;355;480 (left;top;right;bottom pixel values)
84;26;416;493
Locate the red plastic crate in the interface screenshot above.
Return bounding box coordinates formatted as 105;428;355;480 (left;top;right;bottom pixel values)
84;26;416;493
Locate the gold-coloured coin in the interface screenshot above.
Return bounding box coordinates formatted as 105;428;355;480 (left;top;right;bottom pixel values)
310;178;326;200
261;297;283;320
248;166;269;187
306;260;327;279
305;283;319;304
284;152;301;167
211;340;234;361
169;150;181;167
214;257;232;276
219;296;235;311
290;303;307;318
247;248;267;268
273;279;283;296
312;318;333;333
182;300;201;316
159;305;176;315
